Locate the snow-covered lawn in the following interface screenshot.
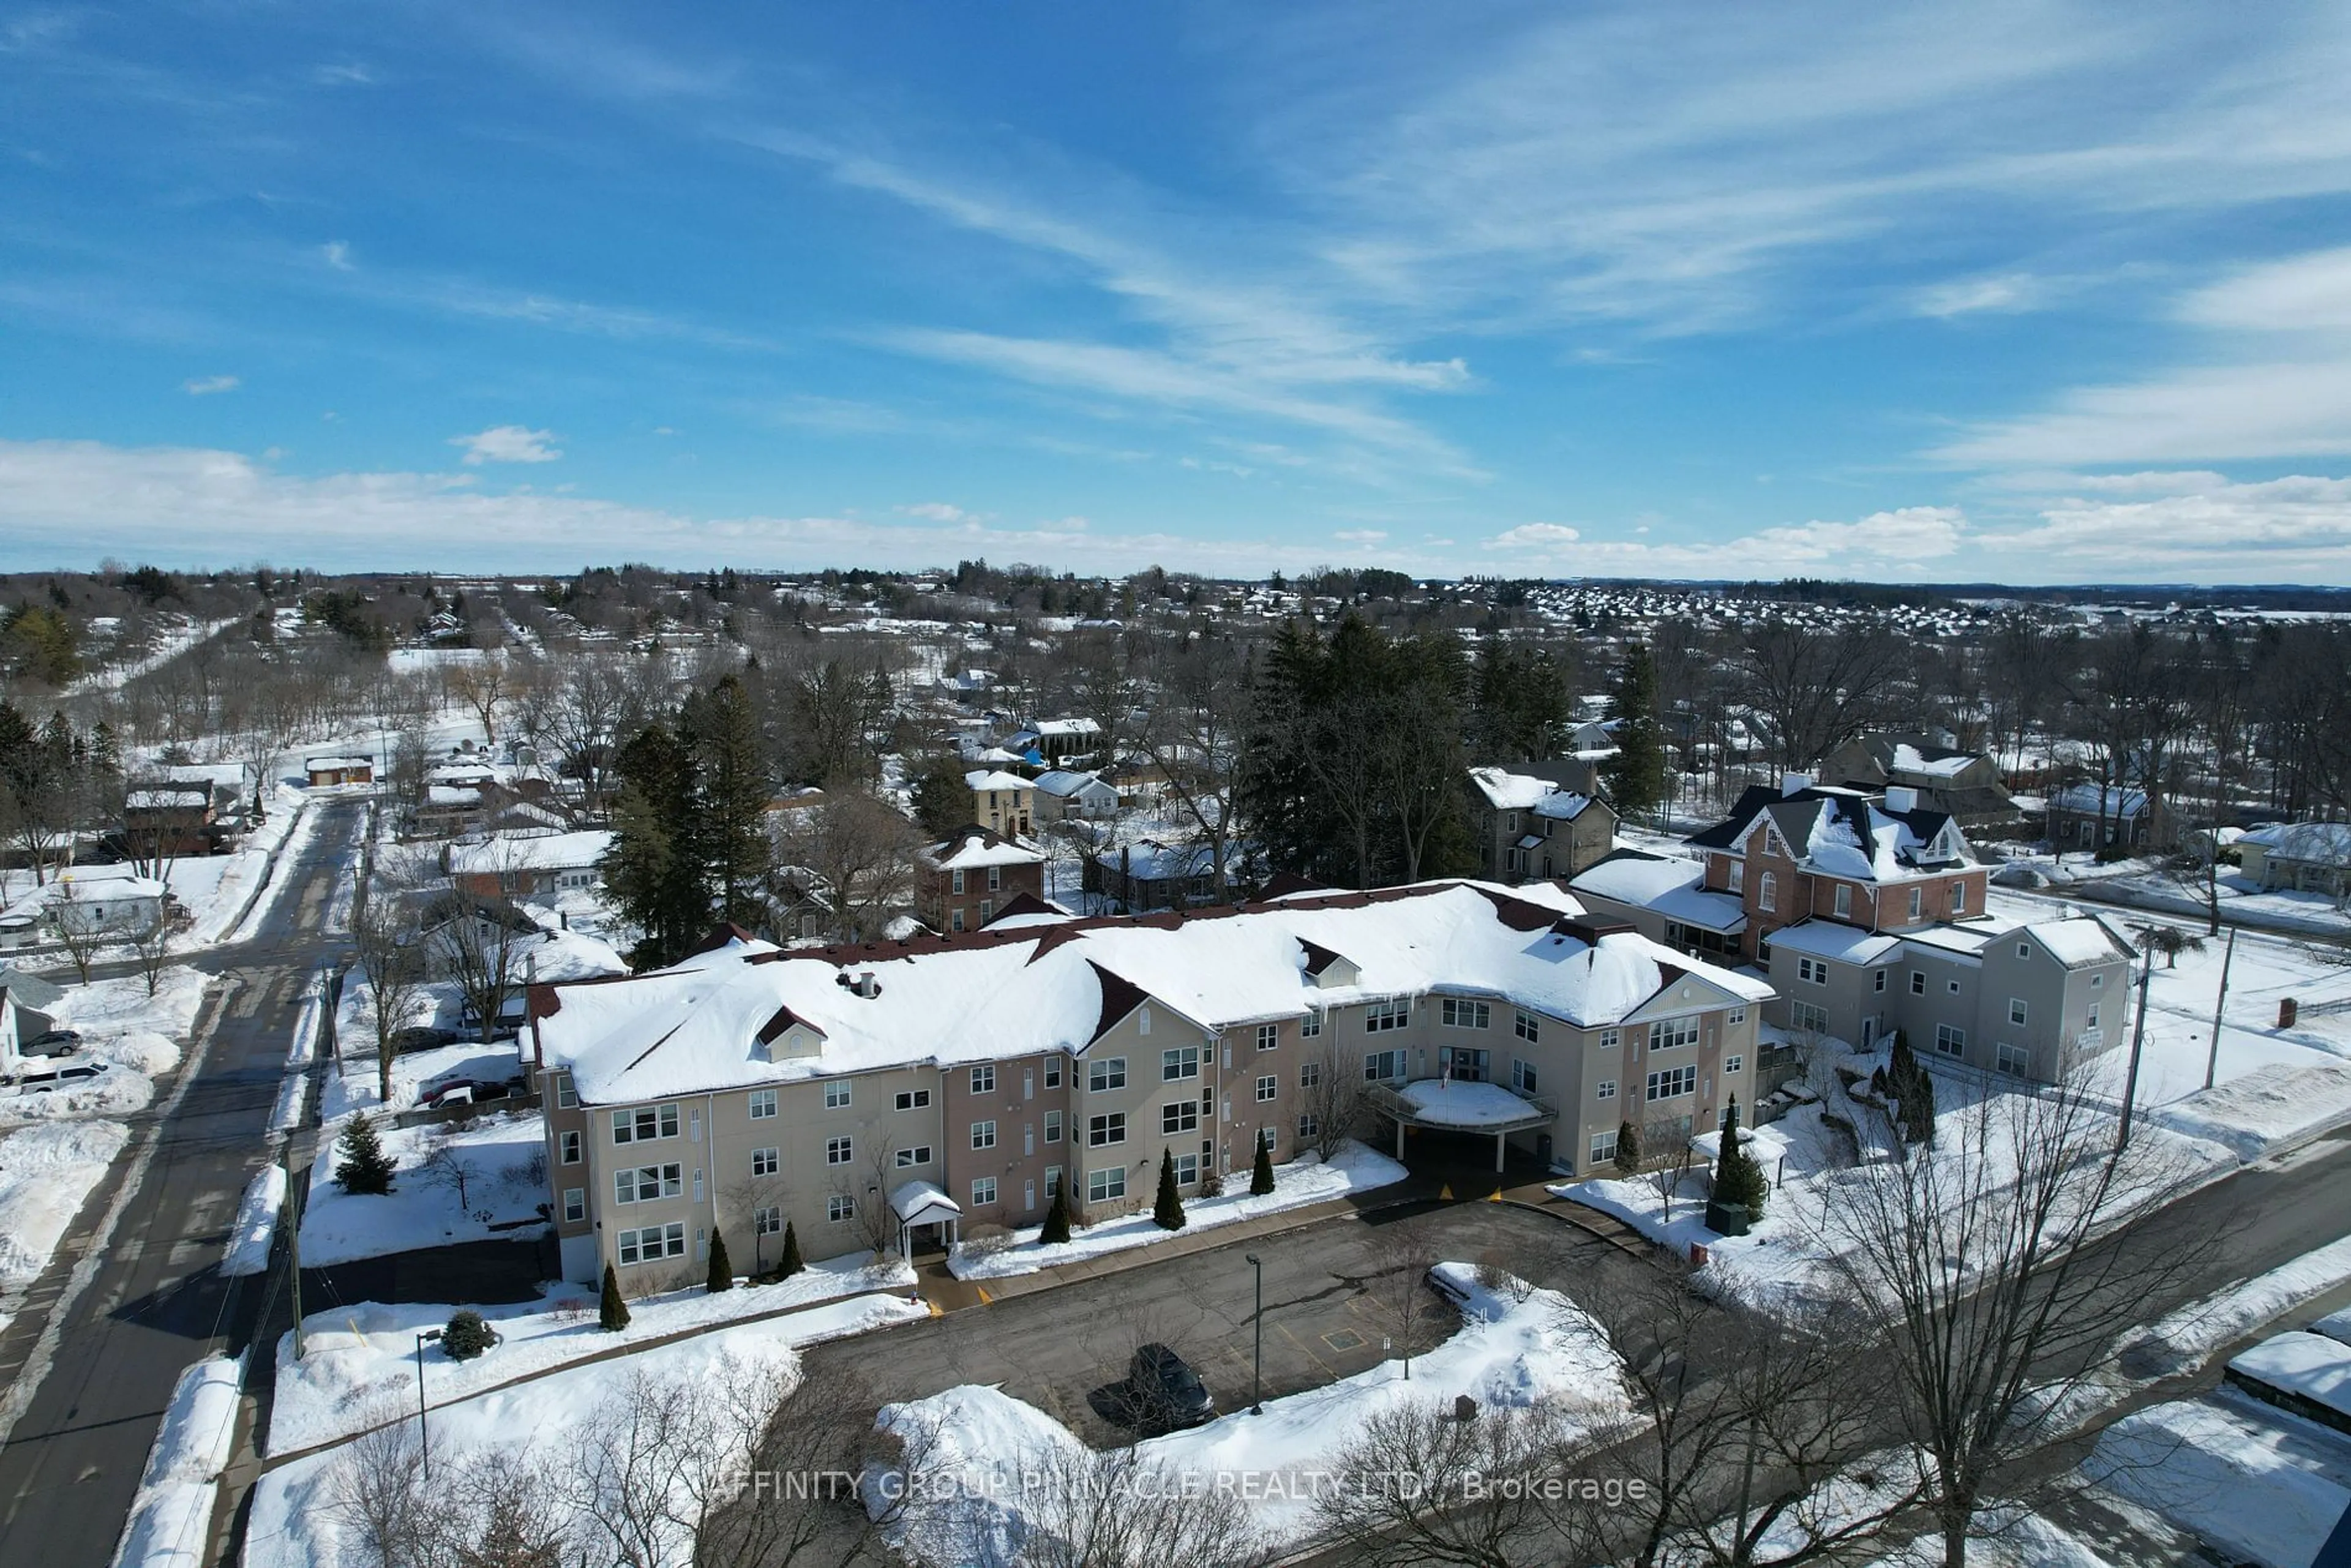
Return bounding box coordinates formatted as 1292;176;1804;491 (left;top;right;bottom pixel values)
114;1352;243;1568
318;1035;516;1122
2082;1394;2351;1568
877;1263;1627;1553
0;1119;129;1296
266;1255;917;1455
947;1141;1408;1282
246;1292;927;1568
297;1110;548;1267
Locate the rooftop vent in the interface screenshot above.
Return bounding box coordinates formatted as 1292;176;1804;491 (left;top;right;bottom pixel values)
853;970;881;1000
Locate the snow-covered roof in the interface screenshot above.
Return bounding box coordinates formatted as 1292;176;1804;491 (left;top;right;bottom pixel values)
448;830;613;876
1031;769;1116;799
1888;743;1979;780
891;1180;961;1224
1690;785;1968;882
963;768;1032;793
2023;917;2132;967
2229;1332;2351;1423
126;786;210;811
427;785;483;808
1468;767;1553;811
2050;783;2148;817
1569;852;1746;934
923;830;1046;871
534;880;1774;1106
2241;821;2351;863
1393;1079;1547;1128
1031;717;1101;738
1900;925;1995;959
1763;921;1903;965
306;756;373;771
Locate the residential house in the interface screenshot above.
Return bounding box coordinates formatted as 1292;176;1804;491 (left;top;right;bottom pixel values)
1569;848;1746;961
306;756;375;787
1007;718;1103;767
523;879;1774;1285
121;783;219;857
4;866;171;944
2046;784;2151;852
1466;765;1619;885
1818;733;2018;826
1085;838;1228;912
446;830;613;900
1031;770;1120;822
964;769;1036;837
2238;822;2351;898
0;965;64;1075
917;827;1048;934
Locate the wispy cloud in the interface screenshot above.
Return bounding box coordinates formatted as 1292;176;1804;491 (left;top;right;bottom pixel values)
1911;273;2049;318
451;425;561;464
321;240;353;271
181;373;239;396
1484;506;1964;576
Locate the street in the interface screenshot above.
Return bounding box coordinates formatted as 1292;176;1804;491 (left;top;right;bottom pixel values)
0;797;363;1568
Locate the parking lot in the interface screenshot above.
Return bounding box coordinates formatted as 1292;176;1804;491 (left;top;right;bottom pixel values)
800;1198;1659;1446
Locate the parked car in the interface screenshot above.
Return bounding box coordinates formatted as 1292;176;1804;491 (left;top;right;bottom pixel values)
10;1061;108;1094
391;1027;460;1055
20;1029;83;1059
1125;1344;1214;1432
424;1079;517;1110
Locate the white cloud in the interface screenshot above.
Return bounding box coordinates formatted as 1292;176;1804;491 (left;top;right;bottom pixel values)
2178;246;2351;331
1333;528;1388;544
1484;506;1963;576
1975;473;2351;574
1930;356;2351;466
321;241;354;271
1488;522;1581;548
181;374;239;396
899;501;974;523
451;426;561;465
1912;274;2046;318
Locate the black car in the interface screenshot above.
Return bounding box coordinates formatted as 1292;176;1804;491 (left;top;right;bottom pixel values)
1127;1343;1215;1431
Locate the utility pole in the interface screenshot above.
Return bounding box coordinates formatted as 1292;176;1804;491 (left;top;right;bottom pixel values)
2118;946;2153;1151
286;1139;304;1361
2203;926;2238;1092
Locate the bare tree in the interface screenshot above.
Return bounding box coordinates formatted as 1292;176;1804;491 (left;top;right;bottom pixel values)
697;1366;909;1567
835;1132;903;1261
127;910;177;996
1363;1223;1447;1381
443;655;510;746
47;877;110;985
1299;1032;1373;1160
353;869;432;1103
418;1135;481;1214
1803;1066;2222;1567
773;791;920;943
901;1441;1270;1568
429;865;533;1045
1738;619;1903;771
328;1417;437;1568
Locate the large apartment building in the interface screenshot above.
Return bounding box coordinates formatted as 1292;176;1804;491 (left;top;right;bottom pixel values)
524;879;1772;1289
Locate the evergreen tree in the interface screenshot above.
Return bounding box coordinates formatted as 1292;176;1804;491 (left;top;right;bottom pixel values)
1251;1139;1276;1196
1469;643;1569;763
1614;1119;1643;1178
1600;642;1669;822
681;675;772;926
707;1229;734;1292
1713;1097;1770;1218
778;1220;804;1277
334;1112;394;1194
599;1263;631;1331
602;723;706;968
1152;1147;1187;1230
1040;1185;1072;1245
1888;1032;1937;1147
908;749;977;839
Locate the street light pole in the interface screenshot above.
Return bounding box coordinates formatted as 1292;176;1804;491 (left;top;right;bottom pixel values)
1244;1253;1264;1415
414;1329;443;1476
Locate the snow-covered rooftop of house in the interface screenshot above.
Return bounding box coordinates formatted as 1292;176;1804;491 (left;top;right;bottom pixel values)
962;768;1032;793
427;785;482;808
125;786;210;811
1790;795;1965;883
1900;924;1996;959
2229;1331;2351;1422
1889;743;1978;779
1394;1079;1546;1127
534;880;1774;1106
1569;853;1745;933
1763;920;1903;964
1030;769;1112;798
923;830;1046;871
448;830;612;876
1031;717;1101;738
2241;821;2351;861
2051;783;2148;817
2026;917;2132;967
156;762;250;790
1532;792;1599;822
306;756;372;771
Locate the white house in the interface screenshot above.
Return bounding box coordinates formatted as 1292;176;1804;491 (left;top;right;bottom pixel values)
1031;770;1120;820
2238;822;2351;897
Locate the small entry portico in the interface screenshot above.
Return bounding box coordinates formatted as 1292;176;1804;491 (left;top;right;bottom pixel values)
1368;1079;1554;1172
891;1180;962;1257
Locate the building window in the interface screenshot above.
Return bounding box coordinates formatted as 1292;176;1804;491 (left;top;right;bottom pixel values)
895;1145;932;1168
1045;1109;1063;1144
1951;880;1968;915
1909;887;1923;922
1045;1058;1063;1088
1725;1054;1744;1076
2009;998;2028;1027
1589;1130;1619;1166
825;1081;851;1109
1300;1010;1322;1038
1088;1166;1127;1203
2086;1003;2101;1030
1873;969;1887;993
1790;999;1831;1034
1442;999;1490;1029
1948;978;1962;994
1727;860;1744;894
613;1105;680;1144
1758;872;1777;913
1599;1028;1619;1049
971;1120;997;1150
828;1195;855;1223
1256;1073;1278;1102
1365;998;1410;1033
1646;1066;1697;1101
1162;1100;1200;1135
1088;1112;1127;1147
2017;942;2032;959
1258;1022;1280;1051
751;1147;779;1177
1045;1166;1062;1197
1511;1058;1539;1095
617;1223;686;1265
754;1206;781;1236
1910;971;1925;996
613;1163;681;1204
1363;1049;1406;1082
951;868;966;895
825;1135;853;1165
1162;1046;1200;1081
1934;1024;1966;1057
1650;1016;1700;1051
988;865;1002;892
1300;1061;1322;1089
971;1065;996;1095
950;908;966;933
562;1188;585;1223
2090;973;2104;989
749;1088;776;1120
560;1130;581;1165
1995;1042;2031;1076
972;1176;998;1206
1298;1112;1320;1139
1174;1152;1201;1187
1515;1009;1540;1043
1727;1010;1745;1026
1796;956;1828;986
1595;1078;1616;1100
555;1076;577;1109
1088;1057;1126;1092
1139;1005;1152;1035
1834;884;1853;919
895;1089;932;1111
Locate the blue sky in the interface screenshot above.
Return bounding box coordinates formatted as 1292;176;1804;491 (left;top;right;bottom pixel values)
6;3;2351;583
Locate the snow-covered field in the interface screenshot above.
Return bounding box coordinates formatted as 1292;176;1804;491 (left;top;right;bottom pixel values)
245;1292;928;1568
947;1141;1408;1281
266;1255;917;1455
0;1119;129;1295
877;1263;1627;1555
297;1110;549;1267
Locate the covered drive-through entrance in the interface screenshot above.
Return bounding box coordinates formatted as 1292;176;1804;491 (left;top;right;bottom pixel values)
1367;1079;1554;1173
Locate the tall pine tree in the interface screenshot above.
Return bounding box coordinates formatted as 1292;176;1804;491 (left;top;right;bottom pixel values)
681;675;771;926
602;723;707;969
1601;642;1669;823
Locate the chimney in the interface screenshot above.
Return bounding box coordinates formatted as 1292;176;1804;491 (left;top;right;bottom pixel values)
854;970;880;999
1781;771;1812;798
1883;784;1919;814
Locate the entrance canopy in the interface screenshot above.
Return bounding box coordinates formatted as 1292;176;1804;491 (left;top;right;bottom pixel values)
891;1180;963;1256
1368;1079;1554;1172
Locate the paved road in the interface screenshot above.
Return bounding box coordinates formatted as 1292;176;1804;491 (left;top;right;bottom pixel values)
0;797;363;1568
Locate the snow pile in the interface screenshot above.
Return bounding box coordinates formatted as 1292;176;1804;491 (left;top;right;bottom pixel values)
2083;1397;2351;1568
267;1258;917;1455
0;1119;130;1288
2120;1234;2351;1382
220;1163;286;1278
112;1353;243;1568
2151;1063;2351;1161
297;1110;549;1267
877;1262;1627;1550
948;1142;1407;1281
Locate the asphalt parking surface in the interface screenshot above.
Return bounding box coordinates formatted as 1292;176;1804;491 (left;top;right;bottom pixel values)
801;1199;1659;1446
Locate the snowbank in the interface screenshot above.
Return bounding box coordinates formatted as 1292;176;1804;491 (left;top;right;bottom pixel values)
111;1353;243;1568
220;1164;285;1278
0;1119;130;1289
947;1141;1407;1281
2151;1063;2351;1161
297;1111;547;1267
